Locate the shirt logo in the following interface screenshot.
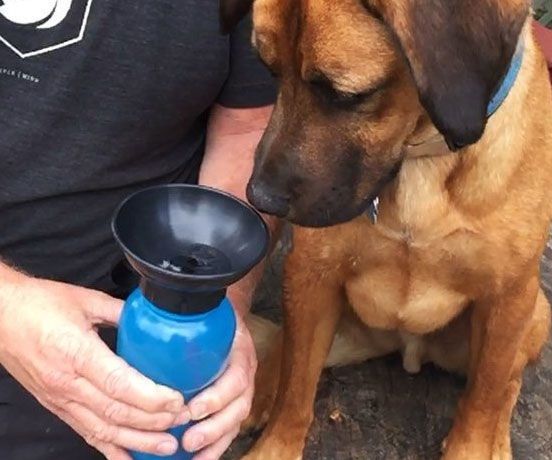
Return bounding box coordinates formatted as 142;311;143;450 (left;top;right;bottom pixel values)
0;0;73;29
0;0;93;58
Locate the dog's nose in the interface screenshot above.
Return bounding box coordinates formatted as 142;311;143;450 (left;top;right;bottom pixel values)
247;181;290;217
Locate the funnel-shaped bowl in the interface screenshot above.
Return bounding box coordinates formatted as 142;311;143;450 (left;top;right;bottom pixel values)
112;185;269;294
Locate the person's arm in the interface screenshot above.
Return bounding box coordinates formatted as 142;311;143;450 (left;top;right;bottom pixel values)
0;261;189;459
199;103;278;315
180;104;277;460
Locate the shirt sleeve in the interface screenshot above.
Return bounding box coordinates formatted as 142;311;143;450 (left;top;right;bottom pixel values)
216;13;277;108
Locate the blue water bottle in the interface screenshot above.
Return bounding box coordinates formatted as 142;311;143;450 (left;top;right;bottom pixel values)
111;184;269;460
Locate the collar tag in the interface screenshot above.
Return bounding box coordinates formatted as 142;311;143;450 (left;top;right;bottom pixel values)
367;196;379;224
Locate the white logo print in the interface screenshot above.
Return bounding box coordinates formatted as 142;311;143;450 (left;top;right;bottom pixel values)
0;0;73;29
0;0;92;58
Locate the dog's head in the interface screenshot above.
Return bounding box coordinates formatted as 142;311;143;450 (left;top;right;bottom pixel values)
221;0;529;227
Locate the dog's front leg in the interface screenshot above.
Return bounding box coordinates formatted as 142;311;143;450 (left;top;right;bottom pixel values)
242;244;345;460
443;276;540;460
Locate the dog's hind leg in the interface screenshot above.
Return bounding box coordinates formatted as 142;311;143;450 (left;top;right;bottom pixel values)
243;307;402;435
326;307;402;367
242;249;346;460
245;313;280;362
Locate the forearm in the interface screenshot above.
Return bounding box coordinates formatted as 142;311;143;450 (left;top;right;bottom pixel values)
0;261;25;309
0;262;28;357
199;104;271;199
199;104;278;317
0;261;19;280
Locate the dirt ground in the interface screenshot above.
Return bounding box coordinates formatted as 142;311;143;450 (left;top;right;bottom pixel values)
226;227;552;460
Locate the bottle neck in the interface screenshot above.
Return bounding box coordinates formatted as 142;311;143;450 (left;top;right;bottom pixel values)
139;278;226;315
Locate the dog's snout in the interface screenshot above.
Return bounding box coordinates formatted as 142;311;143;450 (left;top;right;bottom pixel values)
247;181;290;218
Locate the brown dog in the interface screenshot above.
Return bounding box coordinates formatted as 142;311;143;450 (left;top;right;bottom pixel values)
222;1;552;459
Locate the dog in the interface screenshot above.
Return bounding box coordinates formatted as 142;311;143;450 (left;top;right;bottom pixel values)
221;1;552;459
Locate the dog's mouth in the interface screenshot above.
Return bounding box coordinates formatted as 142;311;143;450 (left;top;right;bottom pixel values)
284;159;403;228
285;192;379;228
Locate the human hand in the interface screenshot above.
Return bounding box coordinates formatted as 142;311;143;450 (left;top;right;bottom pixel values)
182;316;257;460
0;273;189;459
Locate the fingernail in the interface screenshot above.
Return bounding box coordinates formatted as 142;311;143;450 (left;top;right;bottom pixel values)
174;410;191;426
188;433;205;452
157;440;177;455
166;398;183;413
190;403;207;420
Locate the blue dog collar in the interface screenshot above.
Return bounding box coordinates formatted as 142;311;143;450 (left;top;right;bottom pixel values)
487;38;525;117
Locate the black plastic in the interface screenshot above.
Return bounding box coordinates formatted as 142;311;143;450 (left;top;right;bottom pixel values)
112;184;269;314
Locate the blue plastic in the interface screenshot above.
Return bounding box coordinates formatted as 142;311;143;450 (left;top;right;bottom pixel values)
117;288;237;460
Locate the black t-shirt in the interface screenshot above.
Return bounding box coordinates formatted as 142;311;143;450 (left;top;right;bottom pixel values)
0;0;275;293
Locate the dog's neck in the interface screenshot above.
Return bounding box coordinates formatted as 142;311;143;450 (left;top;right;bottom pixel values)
403;36;526;160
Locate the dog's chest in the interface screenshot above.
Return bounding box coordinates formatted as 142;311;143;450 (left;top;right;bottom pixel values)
345;162;473;335
345;260;469;335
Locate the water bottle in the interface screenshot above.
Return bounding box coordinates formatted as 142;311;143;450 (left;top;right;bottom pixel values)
111;184;269;459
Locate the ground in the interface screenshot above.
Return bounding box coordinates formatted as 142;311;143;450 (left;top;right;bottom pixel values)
226;227;552;460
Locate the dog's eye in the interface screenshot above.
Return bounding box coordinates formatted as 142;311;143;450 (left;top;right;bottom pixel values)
308;74;378;107
332;89;369;104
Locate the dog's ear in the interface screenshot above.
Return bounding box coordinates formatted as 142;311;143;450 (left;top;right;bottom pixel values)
370;0;529;150
220;0;254;35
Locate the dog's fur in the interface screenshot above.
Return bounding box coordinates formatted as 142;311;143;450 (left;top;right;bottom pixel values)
223;0;552;458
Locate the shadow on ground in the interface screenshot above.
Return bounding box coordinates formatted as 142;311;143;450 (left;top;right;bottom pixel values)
226;227;552;460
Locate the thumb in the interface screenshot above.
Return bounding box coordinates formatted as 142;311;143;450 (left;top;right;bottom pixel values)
84;289;124;327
